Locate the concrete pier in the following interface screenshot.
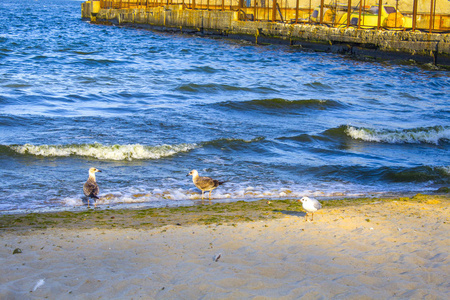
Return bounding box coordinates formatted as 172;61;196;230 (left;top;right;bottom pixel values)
81;2;450;66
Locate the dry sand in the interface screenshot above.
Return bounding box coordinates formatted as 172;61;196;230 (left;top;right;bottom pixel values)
1;196;449;299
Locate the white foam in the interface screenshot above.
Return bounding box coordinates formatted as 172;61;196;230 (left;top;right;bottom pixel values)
5;179;428;214
346;126;450;145
63;197;81;207
440;166;450;175
9;143;197;161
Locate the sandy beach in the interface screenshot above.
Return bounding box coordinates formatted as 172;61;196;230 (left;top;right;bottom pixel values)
1;194;449;299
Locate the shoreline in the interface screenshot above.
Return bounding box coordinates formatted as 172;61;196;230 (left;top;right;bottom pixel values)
1;193;448;232
1;194;449;298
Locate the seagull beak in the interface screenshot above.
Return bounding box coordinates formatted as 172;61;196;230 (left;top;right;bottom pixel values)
97;169;102;173
186;174;190;177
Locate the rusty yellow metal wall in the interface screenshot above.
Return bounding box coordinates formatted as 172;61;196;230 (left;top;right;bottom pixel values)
81;2;450;64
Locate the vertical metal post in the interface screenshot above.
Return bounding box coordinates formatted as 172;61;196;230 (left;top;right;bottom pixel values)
255;0;258;21
377;0;382;30
395;0;398;27
429;0;435;33
193;0;195;9
430;0;434;33
308;0;311;23
222;0;224;11
238;0;243;20
272;0;277;22
319;0;324;24
412;0;417;32
357;0;362;29
295;0;299;24
362;0;366;28
347;0;351;28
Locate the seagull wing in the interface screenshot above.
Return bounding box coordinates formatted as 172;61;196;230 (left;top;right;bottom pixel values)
84;180;99;198
313;200;322;210
195;176;216;191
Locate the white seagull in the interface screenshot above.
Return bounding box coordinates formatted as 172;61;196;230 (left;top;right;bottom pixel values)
187;169;225;204
299;196;322;221
83;167;102;208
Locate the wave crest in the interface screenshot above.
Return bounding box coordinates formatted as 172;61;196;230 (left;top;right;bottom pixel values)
345;125;450;145
8;143;197;161
220;98;343;111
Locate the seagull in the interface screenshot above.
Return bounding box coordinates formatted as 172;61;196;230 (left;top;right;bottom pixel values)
298;196;322;221
187;169;225;204
83;167;102;208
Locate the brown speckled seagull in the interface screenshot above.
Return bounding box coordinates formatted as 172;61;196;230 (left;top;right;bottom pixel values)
187;169;225;204
83;167;102;208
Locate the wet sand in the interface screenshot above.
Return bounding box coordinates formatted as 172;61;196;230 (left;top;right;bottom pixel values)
1;194;449;299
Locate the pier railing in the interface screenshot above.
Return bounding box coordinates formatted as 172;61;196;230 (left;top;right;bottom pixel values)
98;0;449;33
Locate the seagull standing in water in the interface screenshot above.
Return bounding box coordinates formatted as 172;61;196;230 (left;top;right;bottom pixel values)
187;169;225;204
299;196;322;221
83;167;102;208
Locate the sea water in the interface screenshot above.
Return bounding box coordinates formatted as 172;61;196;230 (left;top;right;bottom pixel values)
0;0;449;214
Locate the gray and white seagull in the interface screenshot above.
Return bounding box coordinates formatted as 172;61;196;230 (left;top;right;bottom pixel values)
83;167;102;208
187;169;225;204
299;196;322;221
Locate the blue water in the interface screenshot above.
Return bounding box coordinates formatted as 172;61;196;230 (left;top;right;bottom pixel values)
0;0;449;214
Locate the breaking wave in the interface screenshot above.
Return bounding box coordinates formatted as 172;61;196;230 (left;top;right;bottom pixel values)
7;143;197;161
382;165;450;183
202;137;265;148
345;125;450;145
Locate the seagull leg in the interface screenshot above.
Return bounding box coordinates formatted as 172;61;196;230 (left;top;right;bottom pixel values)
209;191;212;205
311;213;314;221
201;191;204;205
